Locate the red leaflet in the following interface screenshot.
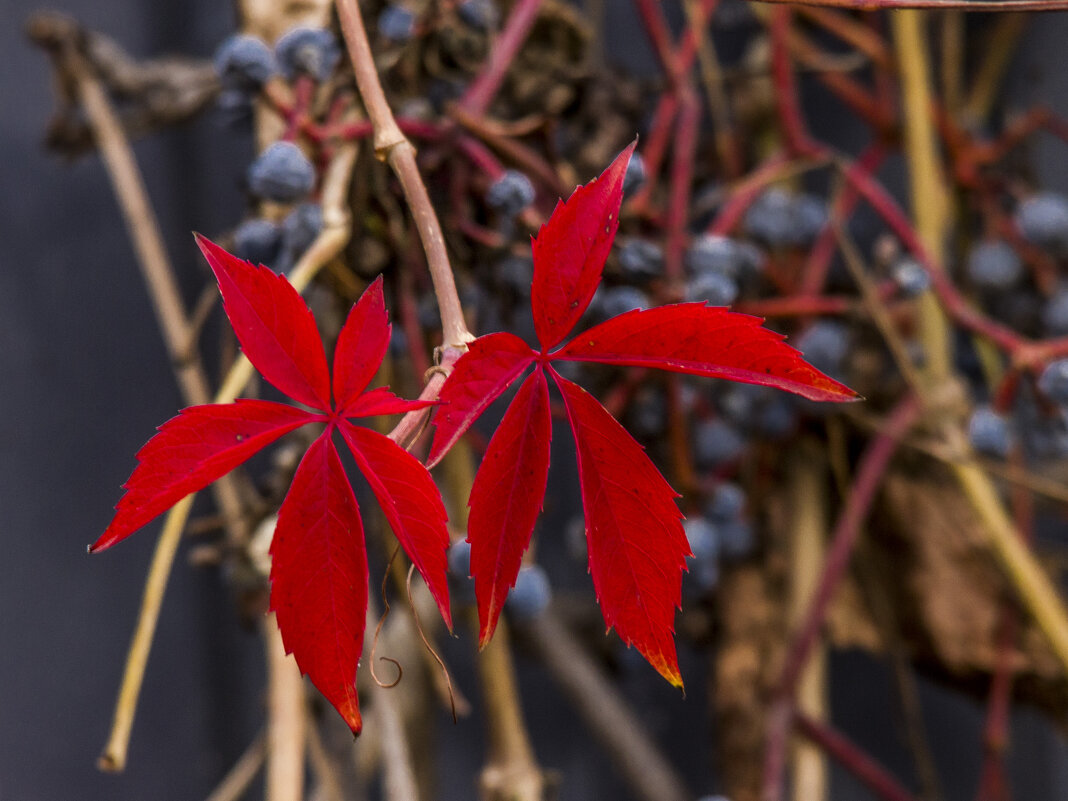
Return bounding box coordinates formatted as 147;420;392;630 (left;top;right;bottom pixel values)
426;332;536;468
93;239;450;733
271;433;368;733
467;368;552;646
333;276;390;414
195;234;331;411
91;401;313;553
429;145;860;685
338;420;453;629
530;141;635;350
554;373;688;686
557;304;858;402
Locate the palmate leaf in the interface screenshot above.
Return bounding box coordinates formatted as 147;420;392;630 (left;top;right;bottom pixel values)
93;238;450;734
429;144;859;684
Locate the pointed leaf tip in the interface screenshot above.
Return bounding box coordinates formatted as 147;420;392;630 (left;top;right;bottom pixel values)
530;142;636;350
196;235;332;411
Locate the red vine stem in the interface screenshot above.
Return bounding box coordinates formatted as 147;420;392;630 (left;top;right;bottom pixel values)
763;394;924;801
795;714;920;801
457;0;545;117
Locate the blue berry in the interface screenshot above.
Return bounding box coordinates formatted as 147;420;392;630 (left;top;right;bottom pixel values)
599;286;650;319
496;256;533;296
457;0;499;31
968;405;1012;458
967;239;1022;290
1038;359;1068;405
1016;192;1068;251
687;557;720;594
506;565;551;620
214;34;277;91
275;27;341;81
719;519;755;559
795;321;849;376
486;170;535;217
892;257;930;297
448;539;471;578
684;517;719;563
1043;287;1068;336
706;483;746;521
686;234;743;278
378;5;417;41
233;219;282;266
744;188;826;248
281;202;323;256
618;238;663;281
623;152;646;197
388;327;408;358
694;418;746;468
247;142;315;202
743;188;794;246
756;396;797;439
791;193;829;246
686;271;738;307
627;387;666;437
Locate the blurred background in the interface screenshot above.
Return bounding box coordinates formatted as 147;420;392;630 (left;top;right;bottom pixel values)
5;1;1068;800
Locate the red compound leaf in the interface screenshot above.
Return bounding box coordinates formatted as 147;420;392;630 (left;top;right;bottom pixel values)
195;234;331;411
96;240;448;732
554;372;690;687
467;367;552;647
339;421;453;630
270;433;368;735
91;400;314;553
530;141;636;350
557;303;859;402
427;145;859;686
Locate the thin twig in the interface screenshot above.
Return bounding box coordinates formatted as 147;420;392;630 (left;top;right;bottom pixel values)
204;730;268;801
795;714;920;801
522;611;692;801
763;395;924;801
97;494;194;771
264;614;307;801
786;445;829;801
335;0;473;350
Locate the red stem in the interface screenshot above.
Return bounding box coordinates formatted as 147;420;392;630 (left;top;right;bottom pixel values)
665;90;699;279
799;143;887;299
457;0;545;116
763;394;924;801
770;7;817;157
795;714;921;801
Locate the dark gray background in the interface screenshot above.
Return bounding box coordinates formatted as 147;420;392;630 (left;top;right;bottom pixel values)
3;2;1068;799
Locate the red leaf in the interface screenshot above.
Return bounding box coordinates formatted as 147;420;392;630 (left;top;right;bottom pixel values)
333;276;390;415
271;433;368;734
530;141;635;350
427;332;536;468
91;400;314;553
468;368;552;647
196;234;331;411
557;303;859;402
339;421;453;629
553;371;690;687
343;386;436;419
